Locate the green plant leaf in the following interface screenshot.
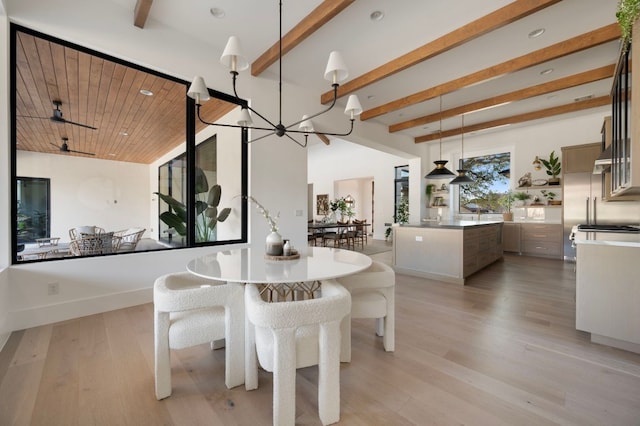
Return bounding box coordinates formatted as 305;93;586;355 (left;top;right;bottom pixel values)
159;211;187;235
205;206;218;218
218;207;231;222
207;217;218;230
195;200;208;216
208;184;222;207
154;192;187;222
195;167;209;194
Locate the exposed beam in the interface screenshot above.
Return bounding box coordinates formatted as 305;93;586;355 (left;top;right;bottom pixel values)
414;95;611;143
317;133;331;145
251;0;355;76
362;23;620;121
320;0;562;105
134;0;154;29
390;64;617;133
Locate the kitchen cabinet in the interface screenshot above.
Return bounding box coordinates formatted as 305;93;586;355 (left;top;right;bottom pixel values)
520;223;563;259
502;222;521;253
575;240;640;354
562;143;601;174
610;22;640;196
392;221;502;285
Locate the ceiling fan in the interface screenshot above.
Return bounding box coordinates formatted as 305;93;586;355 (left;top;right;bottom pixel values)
19;100;98;130
50;137;95;156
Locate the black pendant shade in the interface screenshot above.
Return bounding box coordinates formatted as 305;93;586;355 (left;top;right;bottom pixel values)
425;160;455;178
425;96;455;179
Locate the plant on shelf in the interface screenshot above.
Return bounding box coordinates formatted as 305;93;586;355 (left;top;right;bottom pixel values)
540;150;561;185
513;191;531;206
425;184;435;208
617;0;640;49
155;168;231;242
541;190;561;206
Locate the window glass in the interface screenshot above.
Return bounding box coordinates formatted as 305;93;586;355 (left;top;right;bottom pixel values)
12;24;247;262
458;152;510;214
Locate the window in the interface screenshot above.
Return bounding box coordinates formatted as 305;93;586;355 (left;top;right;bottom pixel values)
394;165;409;223
458;152;510;214
11;24;247;263
16;177;51;243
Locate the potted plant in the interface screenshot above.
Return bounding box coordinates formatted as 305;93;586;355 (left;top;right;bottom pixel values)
540;150;561;185
154;168;231;242
617;0;640;50
541;190;561;206
498;191;514;221
513;191;531;206
425;184;435;207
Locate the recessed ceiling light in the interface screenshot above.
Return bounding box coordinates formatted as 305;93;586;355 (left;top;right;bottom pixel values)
210;7;225;18
528;28;545;38
367;95;375;100
109;153;116;156
540;68;554;75
139;89;153;96
119;131;129;136
370;10;384;21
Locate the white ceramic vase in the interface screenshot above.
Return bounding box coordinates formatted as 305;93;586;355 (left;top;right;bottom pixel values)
265;231;283;256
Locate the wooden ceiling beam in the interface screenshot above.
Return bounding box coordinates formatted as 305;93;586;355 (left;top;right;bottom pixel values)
390;64;617;133
414;95;611;143
317;133;331;145
134;0;154;29
362;23;621;121
320;0;562;105
251;0;355;76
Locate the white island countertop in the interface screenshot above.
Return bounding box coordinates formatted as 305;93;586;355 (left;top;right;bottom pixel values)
572;227;640;248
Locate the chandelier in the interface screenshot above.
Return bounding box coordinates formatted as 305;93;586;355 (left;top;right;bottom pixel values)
187;0;363;147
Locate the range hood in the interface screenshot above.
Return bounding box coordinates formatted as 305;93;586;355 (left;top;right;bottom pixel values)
592;145;612;174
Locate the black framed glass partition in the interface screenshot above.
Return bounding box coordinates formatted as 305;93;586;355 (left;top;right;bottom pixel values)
11;24;248;263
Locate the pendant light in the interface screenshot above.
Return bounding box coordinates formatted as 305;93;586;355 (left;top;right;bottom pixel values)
449;114;474;185
425;96;455;179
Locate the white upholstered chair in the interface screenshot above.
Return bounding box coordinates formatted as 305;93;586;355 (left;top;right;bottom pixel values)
244;279;351;426
336;260;395;362
153;272;245;400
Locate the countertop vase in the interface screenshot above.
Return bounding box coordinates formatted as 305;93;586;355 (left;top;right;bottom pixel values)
265;231;283;256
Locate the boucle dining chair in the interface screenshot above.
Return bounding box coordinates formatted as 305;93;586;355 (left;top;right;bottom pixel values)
153;272;245;400
336;260;395;362
244;279;351;426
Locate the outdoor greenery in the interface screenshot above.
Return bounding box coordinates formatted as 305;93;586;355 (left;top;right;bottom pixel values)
498;191;514;213
459;152;511;213
617;0;640;49
396;196;409;224
155;168;231;242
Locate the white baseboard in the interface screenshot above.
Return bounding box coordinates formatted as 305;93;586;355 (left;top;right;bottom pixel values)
8;287;153;331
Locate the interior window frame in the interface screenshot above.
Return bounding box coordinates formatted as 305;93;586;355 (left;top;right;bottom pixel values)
10;23;248;263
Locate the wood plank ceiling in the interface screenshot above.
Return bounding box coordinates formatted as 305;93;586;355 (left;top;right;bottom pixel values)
14;31;235;164
14;0;622;161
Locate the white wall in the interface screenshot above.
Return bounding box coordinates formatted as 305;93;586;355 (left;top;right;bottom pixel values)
18;151;151;238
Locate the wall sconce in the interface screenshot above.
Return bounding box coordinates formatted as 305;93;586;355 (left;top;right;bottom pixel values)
532;156;542;171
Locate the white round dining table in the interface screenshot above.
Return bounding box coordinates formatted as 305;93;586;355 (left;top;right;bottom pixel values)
187;246;372;284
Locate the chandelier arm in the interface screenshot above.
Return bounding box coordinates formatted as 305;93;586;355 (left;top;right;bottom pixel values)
246;131;277;144
285;119;354;137
196;104;274;132
284;132;308;148
285;84;339;130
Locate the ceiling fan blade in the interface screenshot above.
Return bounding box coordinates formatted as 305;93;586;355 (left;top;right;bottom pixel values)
17;114;49;119
55;118;98;130
67;148;96;156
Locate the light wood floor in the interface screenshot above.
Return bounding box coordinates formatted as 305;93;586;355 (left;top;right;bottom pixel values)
1;253;639;425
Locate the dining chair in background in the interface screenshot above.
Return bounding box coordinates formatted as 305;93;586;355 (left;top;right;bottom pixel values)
153;272;245;400
244;279;351;426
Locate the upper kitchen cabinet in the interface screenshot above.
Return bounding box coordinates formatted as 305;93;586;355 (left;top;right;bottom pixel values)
610;19;640;196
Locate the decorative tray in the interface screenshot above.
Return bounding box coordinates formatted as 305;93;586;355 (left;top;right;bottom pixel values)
264;250;300;261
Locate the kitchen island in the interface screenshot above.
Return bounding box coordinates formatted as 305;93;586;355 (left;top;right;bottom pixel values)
392;220;503;285
574;230;640;354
